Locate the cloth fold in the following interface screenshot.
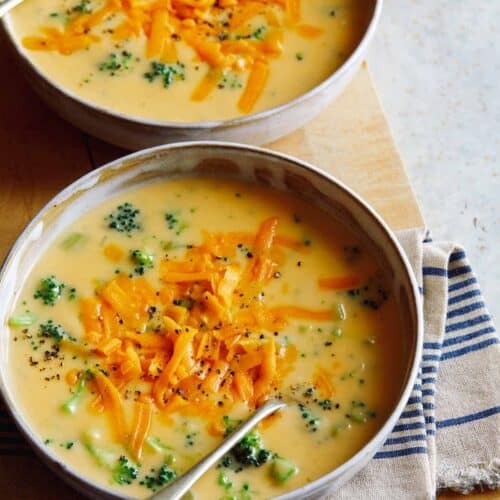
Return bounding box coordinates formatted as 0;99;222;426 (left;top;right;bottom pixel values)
331;229;500;499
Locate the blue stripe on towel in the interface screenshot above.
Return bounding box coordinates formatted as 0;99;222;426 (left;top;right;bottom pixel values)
423;267;447;277
442;326;496;348
423;265;472;279
436;406;500;429
374;446;428;459
384;434;427;446
422;366;437;374
445;314;491;333
448;277;477;292
449;251;466;262
422;354;440;361
400;409;423;419
448;265;472;278
423;342;441;350
407;396;422;405
440;337;500;361
448;289;481;305
392;422;426;432
447;301;485;319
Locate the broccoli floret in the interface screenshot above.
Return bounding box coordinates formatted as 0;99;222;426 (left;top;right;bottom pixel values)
113;456;139;485
131;249;154;274
39;320;76;343
61;370;93;414
34;275;64;305
106;202;141;234
231;430;272;467
140;464;176;491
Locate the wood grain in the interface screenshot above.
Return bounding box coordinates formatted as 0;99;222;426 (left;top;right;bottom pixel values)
268;64;425;231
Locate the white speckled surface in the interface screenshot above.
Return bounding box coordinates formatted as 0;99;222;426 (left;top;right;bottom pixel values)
367;0;499;322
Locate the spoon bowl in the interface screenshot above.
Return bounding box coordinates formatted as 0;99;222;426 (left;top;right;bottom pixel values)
152;399;287;500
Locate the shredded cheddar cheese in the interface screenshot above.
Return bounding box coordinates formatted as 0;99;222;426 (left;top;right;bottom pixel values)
76;216;332;455
22;0;323;112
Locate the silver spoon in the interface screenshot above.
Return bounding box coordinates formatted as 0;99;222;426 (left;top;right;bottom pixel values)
151;399;286;500
0;0;24;18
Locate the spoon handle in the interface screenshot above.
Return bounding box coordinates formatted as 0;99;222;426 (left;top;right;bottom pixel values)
0;0;24;18
152;399;286;500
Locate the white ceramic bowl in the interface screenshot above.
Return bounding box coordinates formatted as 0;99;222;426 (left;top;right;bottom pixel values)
0;142;422;499
1;1;382;150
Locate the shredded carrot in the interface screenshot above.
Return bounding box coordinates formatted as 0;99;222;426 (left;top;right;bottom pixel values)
191;67;224;101
313;366;335;398
238;61;270;114
94;372;128;442
65;368;80;386
22;0;322;113
103;243;125;262
129;400;153;460
294;24;323;38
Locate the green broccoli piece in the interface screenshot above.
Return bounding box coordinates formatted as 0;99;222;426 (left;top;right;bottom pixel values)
131;249;154;274
140;464;176;492
230;430;272;467
271;457;298;482
145;436;176;465
34;275;65;305
8;313;36;327
60;232;85;250
106;202;141;234
39;320;76;343
218;471;233;490
84;441;117;468
61;370;93;414
83;432;139;485
113;456;139;485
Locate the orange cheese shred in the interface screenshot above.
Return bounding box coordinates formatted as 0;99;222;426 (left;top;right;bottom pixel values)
72;214;342;437
129;400;153;461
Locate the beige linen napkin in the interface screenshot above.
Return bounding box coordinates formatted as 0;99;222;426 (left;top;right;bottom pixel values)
332;229;500;499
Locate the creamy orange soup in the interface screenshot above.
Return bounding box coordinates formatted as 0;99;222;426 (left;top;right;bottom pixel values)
8;1;373;121
7;177;404;498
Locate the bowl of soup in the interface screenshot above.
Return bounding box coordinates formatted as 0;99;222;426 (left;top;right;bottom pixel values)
0;142;422;499
1;1;381;149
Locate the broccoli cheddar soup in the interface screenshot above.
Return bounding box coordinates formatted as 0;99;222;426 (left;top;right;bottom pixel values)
8;1;374;121
7;177;405;499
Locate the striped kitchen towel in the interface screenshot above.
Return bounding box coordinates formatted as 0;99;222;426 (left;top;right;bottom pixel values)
334;229;500;499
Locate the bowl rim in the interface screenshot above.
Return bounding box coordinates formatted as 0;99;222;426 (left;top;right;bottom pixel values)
1;0;383;129
0;140;422;499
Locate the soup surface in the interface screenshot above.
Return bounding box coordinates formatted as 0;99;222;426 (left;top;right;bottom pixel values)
7;177;404;499
8;1;372;121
